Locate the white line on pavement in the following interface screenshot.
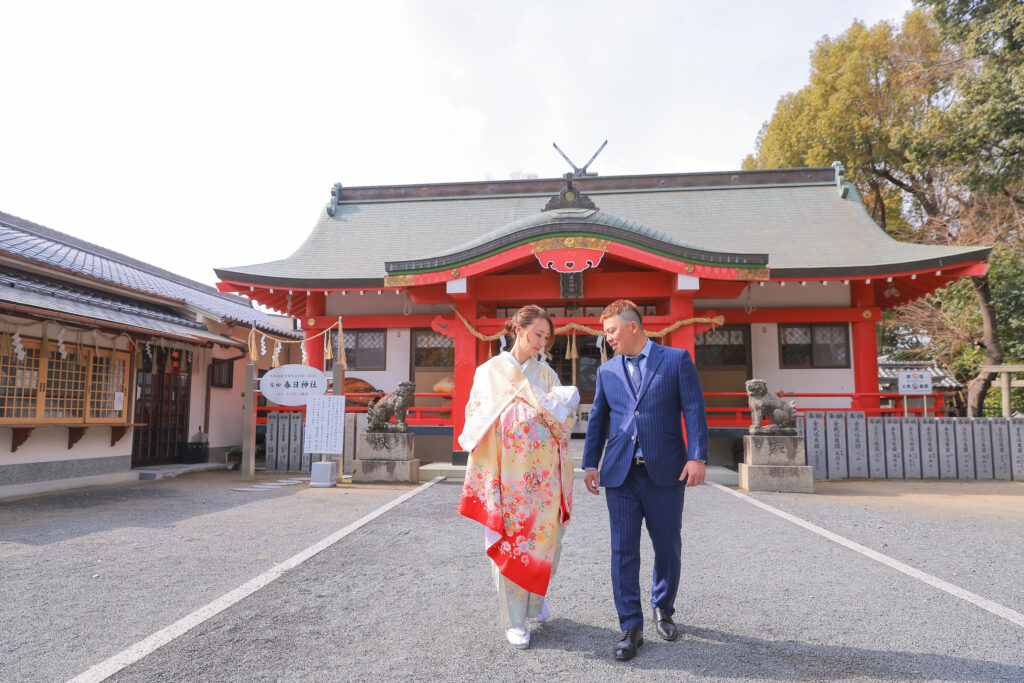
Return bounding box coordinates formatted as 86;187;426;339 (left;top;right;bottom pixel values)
67;476;448;683
709;482;1024;630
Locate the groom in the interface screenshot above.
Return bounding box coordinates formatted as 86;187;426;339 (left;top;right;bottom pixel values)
583;299;709;661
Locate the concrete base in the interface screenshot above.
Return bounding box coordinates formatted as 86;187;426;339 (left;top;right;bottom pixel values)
309;460;338;488
353;459;420;483
738;463;814;493
744;435;806;466
359;433;415;461
0;471;140;500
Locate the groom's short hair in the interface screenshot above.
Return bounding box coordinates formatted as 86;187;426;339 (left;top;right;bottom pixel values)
601;299;642;328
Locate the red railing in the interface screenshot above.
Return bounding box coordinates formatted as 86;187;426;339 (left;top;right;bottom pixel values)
255;391;947;430
255;392;454;426
704;391;947;428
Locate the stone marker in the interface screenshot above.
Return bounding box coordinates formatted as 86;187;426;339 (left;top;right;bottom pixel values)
902;417;922;479
936;417;957;479
846;411;868;478
804;411;827;480
342;413;357;475
954;420;976;479
289;412;303;472
919;417;939;479
825;412;848;479
1010;418;1024;481
866;417;886;478
738;435;813;493
972;418;994;479
277;412;291;471
266;412;279;472
353;433;419;483
884;417;903;479
796;415;805;438
991;417;1012;480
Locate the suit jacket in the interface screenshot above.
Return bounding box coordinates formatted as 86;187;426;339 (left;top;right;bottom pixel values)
582;342;709;488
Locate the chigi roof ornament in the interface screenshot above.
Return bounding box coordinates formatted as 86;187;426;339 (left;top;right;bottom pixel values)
544;140;607;212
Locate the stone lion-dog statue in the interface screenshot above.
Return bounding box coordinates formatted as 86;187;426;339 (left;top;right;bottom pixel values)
366;380;416;433
745;379;797;435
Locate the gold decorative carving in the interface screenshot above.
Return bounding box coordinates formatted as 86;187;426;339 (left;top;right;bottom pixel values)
307;318;316;327
451;268;461;278
733;268;771;281
862;309;873;319
684;263;695;273
529;237;610;253
384;274;415;287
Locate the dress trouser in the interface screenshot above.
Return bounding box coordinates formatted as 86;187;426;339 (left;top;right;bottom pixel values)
488;523;566;629
605;462;685;630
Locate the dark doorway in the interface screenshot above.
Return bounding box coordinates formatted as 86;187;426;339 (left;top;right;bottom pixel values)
131;348;192;467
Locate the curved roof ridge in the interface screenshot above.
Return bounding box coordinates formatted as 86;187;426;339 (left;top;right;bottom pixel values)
386;207;768;273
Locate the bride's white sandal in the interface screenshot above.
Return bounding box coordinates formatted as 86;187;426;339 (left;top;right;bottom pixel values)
506;625;530;649
536;599;549;623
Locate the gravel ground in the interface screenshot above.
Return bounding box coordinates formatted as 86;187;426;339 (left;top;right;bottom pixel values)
0;471;417;682
746;480;1024;613
3;460;1023;682
113;480;1023;682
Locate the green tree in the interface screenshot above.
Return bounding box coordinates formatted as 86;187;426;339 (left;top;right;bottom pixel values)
745;7;1024;416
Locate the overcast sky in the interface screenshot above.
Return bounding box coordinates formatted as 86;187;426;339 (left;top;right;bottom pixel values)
1;0;914;287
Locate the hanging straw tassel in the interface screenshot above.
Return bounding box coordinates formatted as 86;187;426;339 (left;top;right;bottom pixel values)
248;328;259;363
336;321;348;370
325;330;334;361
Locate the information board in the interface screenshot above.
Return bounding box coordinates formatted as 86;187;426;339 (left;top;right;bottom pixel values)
303;395;347;455
897;371;932;395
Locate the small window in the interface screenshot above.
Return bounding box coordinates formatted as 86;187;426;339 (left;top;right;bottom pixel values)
695;325;748;366
413;330;453;368
330;329;386;371
779;324;850;368
210;359;233;388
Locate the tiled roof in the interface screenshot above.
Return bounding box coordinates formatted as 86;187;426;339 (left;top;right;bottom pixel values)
877;357;963;390
215;168;990;286
0;210;299;337
0;269;242;346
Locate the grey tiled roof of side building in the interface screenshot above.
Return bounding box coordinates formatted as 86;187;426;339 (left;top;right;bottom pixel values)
216;181;989;282
0;210;299;337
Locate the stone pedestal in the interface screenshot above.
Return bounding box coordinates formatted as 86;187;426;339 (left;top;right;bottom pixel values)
738;435;813;493
353;433;419;483
309;460;338;488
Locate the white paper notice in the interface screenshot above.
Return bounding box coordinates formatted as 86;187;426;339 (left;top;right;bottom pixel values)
303;395;346;455
113;392;125;411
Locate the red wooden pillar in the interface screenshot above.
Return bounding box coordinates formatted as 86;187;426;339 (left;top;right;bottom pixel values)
451;297;478;458
850;281;880;412
668;289;697;356
304;292;326;370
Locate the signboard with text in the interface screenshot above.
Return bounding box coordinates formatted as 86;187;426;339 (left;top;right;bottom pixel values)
259;364;328;406
303;395;346;455
897;371;932;395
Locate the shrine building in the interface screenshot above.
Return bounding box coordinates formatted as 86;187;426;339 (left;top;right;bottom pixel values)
214;164;991;465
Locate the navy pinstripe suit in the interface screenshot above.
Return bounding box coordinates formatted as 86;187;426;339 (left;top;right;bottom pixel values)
582;341;709;630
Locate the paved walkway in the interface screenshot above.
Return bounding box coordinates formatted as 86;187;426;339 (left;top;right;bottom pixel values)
2;455;1023;682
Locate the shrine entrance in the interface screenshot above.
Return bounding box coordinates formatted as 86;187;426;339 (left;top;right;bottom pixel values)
131;348;192;467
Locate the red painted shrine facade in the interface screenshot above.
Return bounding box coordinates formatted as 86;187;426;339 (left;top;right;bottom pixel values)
215;166;990;462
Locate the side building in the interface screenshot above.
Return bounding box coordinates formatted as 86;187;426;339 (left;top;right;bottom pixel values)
214;165;991;464
0;210;300;498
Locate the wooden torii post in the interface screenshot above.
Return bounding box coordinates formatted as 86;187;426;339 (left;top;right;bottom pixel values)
982;365;1024;418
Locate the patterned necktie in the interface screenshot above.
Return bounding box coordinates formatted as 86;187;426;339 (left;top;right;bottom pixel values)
627;355;642;392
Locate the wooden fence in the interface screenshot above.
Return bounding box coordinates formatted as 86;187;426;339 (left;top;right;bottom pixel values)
797;412;1024;480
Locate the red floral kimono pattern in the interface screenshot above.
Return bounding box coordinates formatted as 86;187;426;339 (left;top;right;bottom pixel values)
457;355;574;596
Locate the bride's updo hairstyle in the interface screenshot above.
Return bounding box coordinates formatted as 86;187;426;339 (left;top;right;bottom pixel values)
503;304;556;352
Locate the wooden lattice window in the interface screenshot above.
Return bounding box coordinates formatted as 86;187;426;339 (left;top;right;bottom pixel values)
779;324;850;369
0;341;42;420
0;336;130;425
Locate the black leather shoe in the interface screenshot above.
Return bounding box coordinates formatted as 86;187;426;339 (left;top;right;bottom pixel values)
614;627;643;661
653;608;677;641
